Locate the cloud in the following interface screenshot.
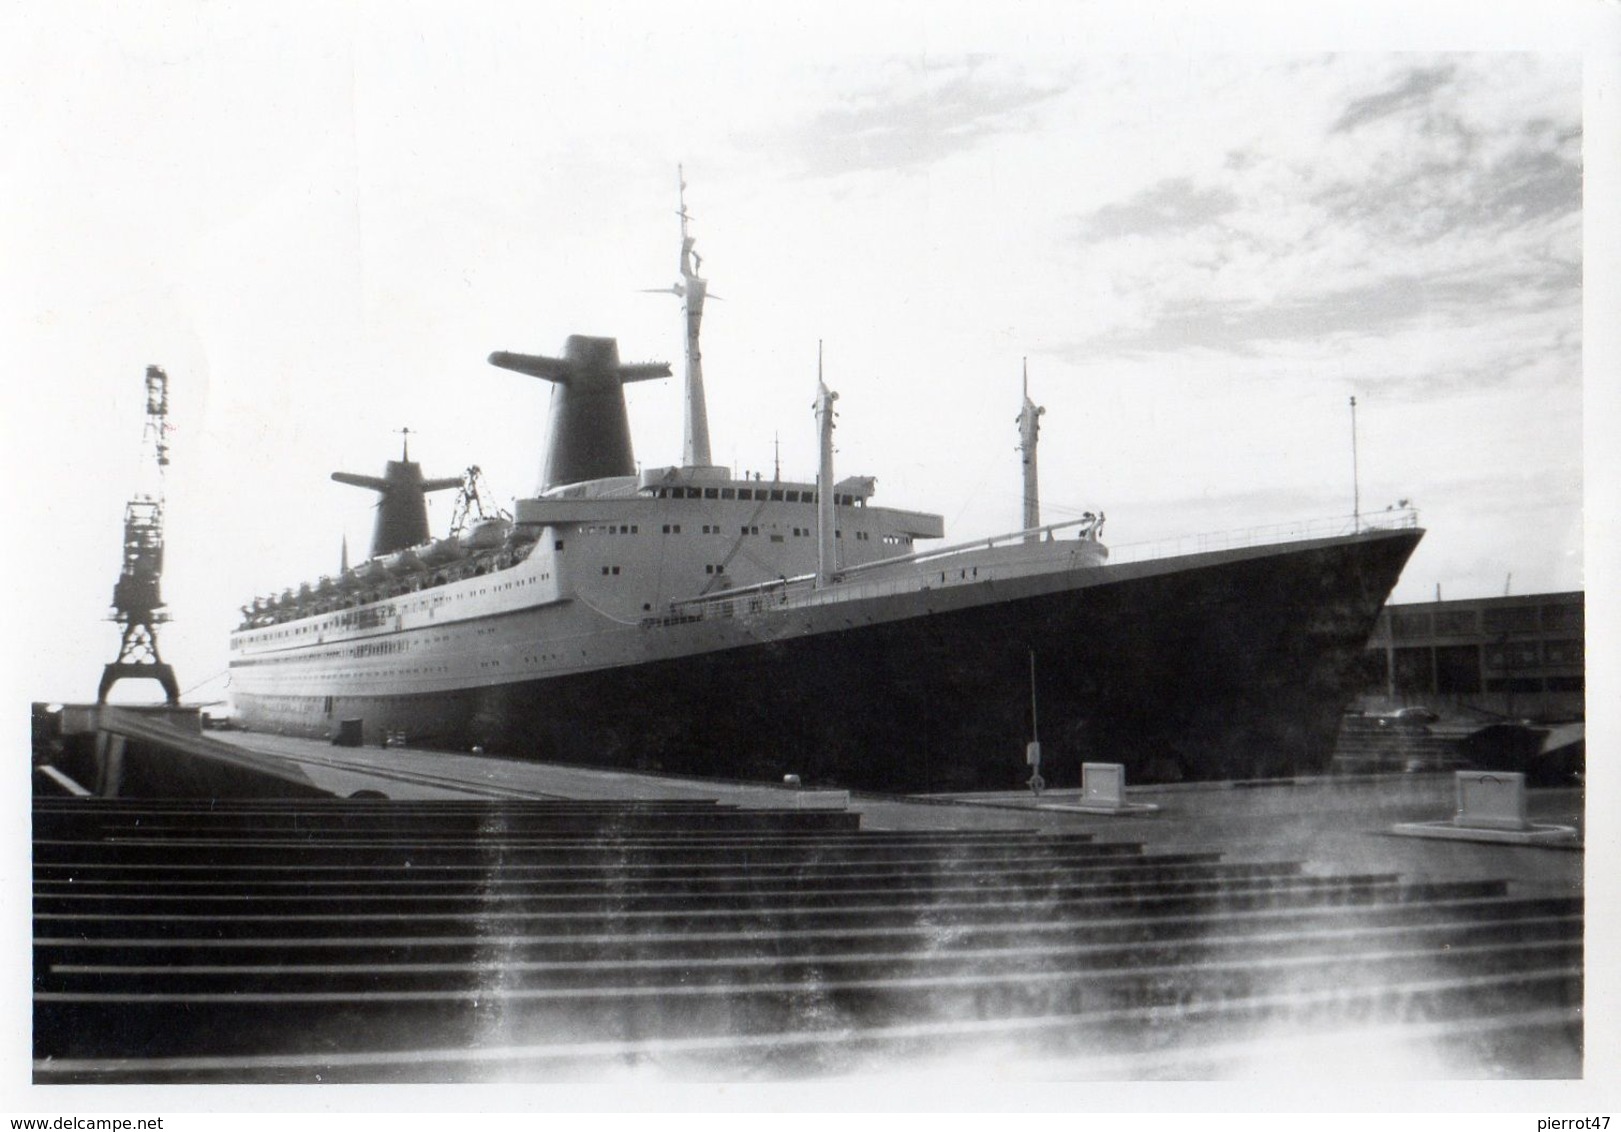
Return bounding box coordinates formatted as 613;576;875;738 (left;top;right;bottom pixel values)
1312;116;1580;246
780;56;1069;177
1069;257;1579;358
1331;64;1457;134
1077;178;1240;241
1055;57;1581;386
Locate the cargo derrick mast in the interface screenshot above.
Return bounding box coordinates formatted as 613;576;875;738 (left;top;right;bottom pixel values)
98;365;181;705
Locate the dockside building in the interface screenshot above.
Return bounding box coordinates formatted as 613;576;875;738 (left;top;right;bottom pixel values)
1361;590;1584;722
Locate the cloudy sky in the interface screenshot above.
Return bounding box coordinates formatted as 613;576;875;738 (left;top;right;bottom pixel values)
0;2;1610;706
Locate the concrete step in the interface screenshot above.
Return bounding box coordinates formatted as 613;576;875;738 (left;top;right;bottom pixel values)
34;864;1338;918
39;912;1581;996
31;853;1259;898
34;937;1580;1063
38;983;1581;1083
32;796;1582;1082
35;874;1438;942
37;893;1578;979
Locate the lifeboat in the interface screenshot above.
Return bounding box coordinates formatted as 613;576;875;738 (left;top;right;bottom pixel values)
419;537;465;567
384;548;425;576
460;517;512;551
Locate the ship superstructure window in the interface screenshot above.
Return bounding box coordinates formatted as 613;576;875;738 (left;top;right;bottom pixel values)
741;525;759;535
721;488;736;499
600;566;621;576
662;524;682;534
704;488;718;499
770;490;784;501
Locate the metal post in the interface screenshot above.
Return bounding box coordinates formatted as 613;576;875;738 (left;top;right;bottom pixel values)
1350;395;1360;533
1026;648;1044;795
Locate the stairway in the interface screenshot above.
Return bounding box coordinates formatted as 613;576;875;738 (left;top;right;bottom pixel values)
32;798;1582;1082
1331;715;1467;775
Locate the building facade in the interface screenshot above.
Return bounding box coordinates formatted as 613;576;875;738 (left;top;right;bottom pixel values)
1360;590;1584;722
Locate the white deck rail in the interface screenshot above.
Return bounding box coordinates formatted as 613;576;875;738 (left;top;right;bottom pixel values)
654;508;1419;626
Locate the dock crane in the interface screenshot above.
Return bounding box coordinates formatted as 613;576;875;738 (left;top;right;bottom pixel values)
97;365;180;705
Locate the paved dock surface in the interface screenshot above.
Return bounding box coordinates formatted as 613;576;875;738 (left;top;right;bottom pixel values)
212;729;1582;899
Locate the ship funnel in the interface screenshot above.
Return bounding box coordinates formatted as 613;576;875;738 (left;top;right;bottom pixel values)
332;444;463;559
489;335;672;491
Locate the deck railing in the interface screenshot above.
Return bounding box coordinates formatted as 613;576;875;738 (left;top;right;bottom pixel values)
1101;507;1419;567
655;507;1419;627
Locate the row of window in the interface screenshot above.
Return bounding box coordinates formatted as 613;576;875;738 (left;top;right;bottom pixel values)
650;522;876;539
238;573;553;646
1385;600;1584;639
1362;641;1586;696
650;485;863;505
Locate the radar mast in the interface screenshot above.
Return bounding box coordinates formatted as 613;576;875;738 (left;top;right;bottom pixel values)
647;167;717;469
1017;358;1045;542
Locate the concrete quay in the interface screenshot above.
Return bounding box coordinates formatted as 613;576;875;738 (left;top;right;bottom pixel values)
210;729;1583;900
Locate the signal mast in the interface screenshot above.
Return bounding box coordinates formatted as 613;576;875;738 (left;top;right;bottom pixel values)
97;365;181;705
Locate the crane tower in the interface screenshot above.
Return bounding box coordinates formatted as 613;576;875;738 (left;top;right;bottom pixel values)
97;365;181;704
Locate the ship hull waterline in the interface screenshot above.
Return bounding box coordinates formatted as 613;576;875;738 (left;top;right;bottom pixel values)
231;527;1421;793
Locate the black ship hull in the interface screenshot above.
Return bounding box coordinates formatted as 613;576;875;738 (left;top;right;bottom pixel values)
234;528;1420;792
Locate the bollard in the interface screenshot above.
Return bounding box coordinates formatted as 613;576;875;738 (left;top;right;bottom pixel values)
1391;769;1576;845
1454;771;1529;831
1081;763;1127;808
1042;761;1157;815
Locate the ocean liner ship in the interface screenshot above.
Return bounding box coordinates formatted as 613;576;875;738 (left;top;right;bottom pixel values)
230;179;1422;791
